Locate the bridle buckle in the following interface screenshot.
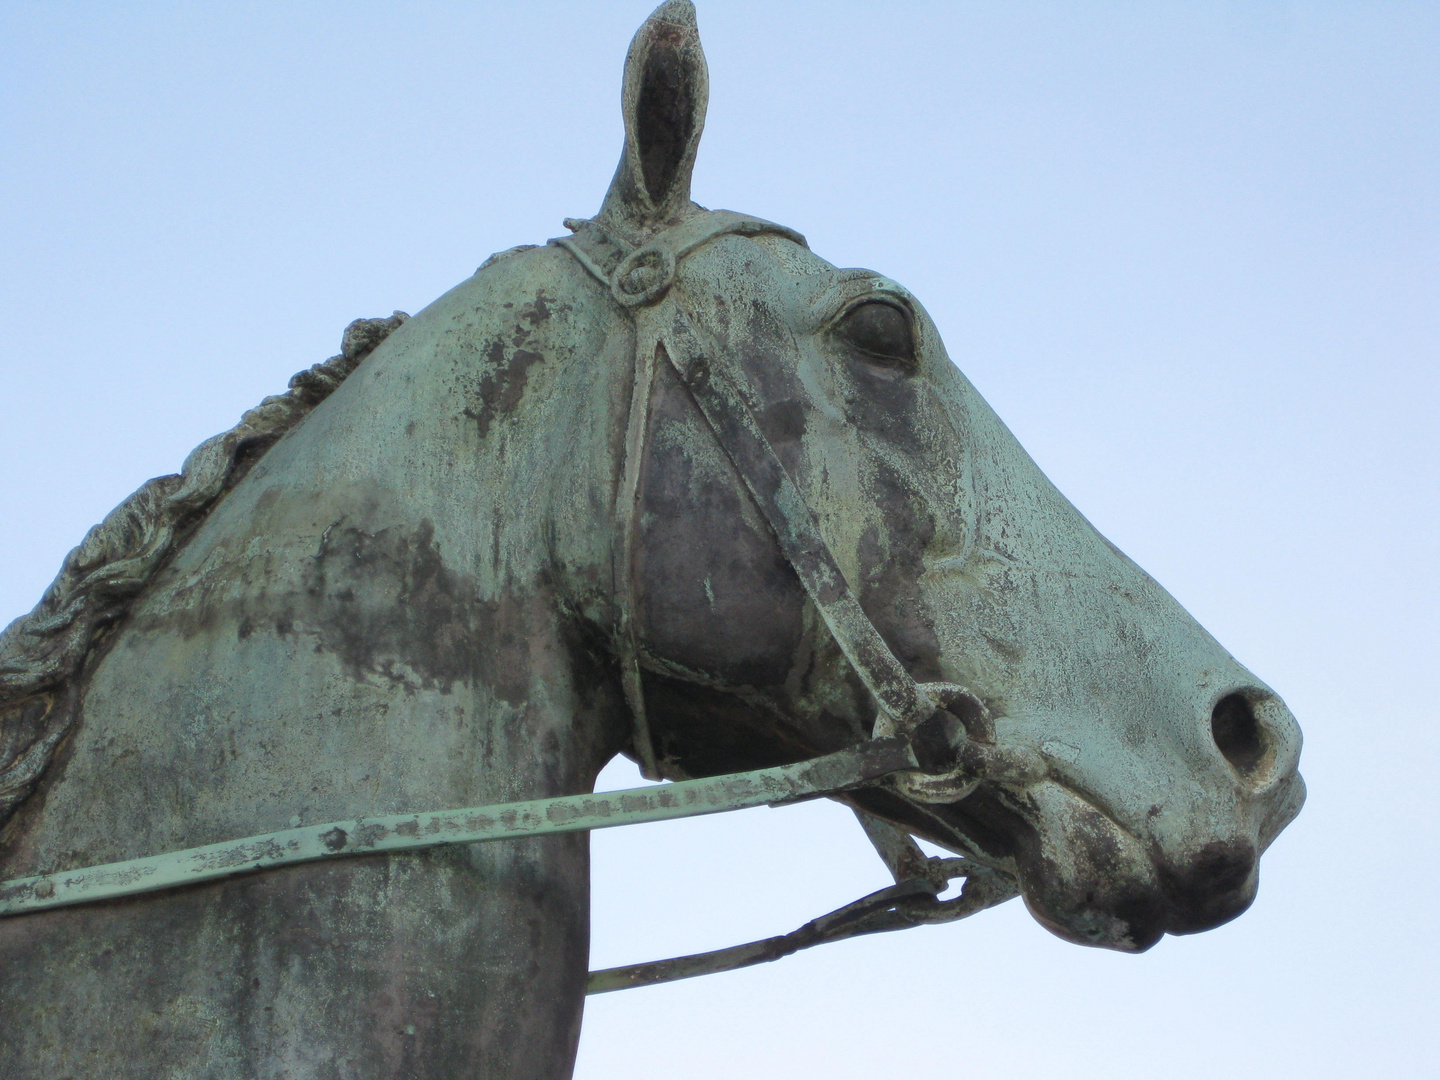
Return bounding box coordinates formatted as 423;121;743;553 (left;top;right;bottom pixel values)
611;242;677;307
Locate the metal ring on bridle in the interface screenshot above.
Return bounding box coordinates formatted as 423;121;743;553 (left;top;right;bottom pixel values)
611;243;677;307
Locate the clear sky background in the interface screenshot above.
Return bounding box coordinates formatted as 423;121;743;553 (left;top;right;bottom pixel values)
2;3;1435;1077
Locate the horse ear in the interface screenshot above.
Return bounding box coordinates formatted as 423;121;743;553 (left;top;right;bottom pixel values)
599;1;709;232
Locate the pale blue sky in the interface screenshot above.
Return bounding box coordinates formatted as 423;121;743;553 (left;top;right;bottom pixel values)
2;3;1436;1077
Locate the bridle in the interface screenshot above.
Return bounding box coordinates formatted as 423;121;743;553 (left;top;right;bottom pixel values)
0;210;1034;993
558;210;962;778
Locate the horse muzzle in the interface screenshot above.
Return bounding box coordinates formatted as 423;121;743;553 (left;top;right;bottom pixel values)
944;760;1302;951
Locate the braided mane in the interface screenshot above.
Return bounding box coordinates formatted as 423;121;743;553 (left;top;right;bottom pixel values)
0;312;408;830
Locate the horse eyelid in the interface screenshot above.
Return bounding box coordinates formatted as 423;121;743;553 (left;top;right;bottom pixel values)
827;297;919;370
817;290;913;330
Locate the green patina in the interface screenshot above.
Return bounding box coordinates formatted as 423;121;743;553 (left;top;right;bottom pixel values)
0;3;1303;1077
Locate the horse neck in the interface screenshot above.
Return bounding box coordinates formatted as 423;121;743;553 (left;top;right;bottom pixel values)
1;248;634;875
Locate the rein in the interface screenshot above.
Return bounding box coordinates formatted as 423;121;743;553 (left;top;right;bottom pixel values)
0;210;1022;993
0;727;936;917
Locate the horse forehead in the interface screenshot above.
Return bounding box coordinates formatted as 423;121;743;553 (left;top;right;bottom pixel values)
679;233;842;316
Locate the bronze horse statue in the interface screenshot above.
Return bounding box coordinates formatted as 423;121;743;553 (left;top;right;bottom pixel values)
0;4;1304;1076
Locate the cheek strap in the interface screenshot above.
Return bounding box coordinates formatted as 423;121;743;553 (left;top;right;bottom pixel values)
556;209;970;775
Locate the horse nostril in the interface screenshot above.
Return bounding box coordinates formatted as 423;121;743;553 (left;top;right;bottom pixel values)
1211;693;1266;776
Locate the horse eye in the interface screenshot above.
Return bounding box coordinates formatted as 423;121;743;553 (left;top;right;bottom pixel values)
834;301;915;370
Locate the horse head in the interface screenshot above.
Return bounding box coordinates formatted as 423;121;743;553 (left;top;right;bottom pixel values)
599;1;1304;952
0;6;1309;1076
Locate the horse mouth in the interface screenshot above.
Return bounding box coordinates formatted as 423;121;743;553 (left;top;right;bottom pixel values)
941;784;1162;951
879;779;1262;952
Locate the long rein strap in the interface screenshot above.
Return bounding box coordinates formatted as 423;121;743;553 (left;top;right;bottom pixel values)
0;721;1012;994
0;731;935;918
588;808;1017;994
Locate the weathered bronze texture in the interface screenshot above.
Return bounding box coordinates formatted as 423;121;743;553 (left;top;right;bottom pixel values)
0;2;1304;1076
0;727;948;917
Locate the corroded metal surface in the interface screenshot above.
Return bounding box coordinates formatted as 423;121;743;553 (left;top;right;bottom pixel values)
0;2;1304;1077
587;836;1019;994
0;732;929;917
